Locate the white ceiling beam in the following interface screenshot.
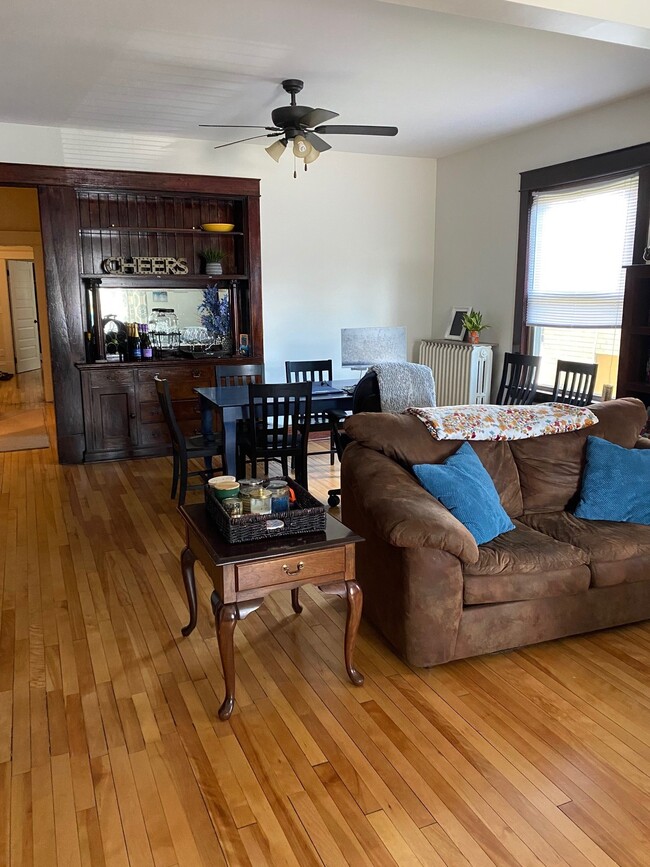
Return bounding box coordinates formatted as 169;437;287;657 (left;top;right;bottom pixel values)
375;0;650;49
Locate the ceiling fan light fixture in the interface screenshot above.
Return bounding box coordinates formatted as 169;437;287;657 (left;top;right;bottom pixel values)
303;146;320;165
292;135;310;158
265;138;287;162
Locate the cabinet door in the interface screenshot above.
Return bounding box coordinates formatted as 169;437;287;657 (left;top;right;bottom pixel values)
88;372;138;454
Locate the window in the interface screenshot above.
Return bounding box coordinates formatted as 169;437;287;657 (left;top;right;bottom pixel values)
514;143;650;398
525;174;638;394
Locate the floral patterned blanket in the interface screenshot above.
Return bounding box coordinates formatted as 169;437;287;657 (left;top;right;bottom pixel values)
406;402;598;441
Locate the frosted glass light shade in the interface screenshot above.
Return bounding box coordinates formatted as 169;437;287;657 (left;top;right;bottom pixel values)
292;135;310;157
304;147;320;164
265;139;287;162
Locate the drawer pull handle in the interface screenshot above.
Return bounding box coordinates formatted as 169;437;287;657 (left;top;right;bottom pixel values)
282;561;304;576
192;369;202;378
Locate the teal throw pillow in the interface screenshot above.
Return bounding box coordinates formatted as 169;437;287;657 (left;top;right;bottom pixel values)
575;436;650;523
413;442;515;546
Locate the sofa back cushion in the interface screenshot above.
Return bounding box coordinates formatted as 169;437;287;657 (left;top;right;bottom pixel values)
509;397;646;514
344;412;524;517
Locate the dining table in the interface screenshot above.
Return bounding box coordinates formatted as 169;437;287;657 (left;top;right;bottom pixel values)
194;379;358;477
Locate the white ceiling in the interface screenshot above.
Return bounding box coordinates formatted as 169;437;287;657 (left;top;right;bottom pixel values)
2;0;649;158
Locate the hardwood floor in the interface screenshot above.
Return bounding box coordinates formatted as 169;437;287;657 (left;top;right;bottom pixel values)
2;410;650;865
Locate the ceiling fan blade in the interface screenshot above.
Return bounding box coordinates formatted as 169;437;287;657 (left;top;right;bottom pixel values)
213;133;282;149
314;125;398;137
304;131;331;153
298;108;339;127
200;124;279;130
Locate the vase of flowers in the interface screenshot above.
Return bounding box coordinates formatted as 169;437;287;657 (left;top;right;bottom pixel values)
198;285;231;351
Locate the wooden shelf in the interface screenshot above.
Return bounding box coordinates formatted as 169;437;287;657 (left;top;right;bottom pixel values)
79;226;243;236
81;274;248;285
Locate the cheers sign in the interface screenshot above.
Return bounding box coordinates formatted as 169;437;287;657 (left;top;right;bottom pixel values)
102;256;189;275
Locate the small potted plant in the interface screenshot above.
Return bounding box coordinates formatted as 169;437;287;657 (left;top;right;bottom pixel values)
461;310;489;344
200;248;225;276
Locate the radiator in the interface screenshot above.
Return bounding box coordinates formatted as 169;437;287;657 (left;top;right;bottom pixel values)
418;340;493;406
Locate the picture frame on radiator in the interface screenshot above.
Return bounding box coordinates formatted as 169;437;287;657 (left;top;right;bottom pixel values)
444;306;471;341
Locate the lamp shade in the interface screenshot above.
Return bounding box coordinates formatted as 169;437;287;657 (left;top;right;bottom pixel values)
304;147;320;165
292;135;310;158
265;139;287;162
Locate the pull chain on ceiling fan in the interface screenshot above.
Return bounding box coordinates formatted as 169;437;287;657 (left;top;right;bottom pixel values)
200;79;398;176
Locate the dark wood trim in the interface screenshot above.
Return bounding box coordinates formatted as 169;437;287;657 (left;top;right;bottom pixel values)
519;142;650;192
0;162;260;197
513;142;650;354
0;161;263;464
513;188;532;354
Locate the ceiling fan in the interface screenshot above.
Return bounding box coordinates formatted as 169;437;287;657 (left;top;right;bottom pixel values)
200;79;398;175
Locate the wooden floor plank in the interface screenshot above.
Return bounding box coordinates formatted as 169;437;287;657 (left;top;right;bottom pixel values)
2;374;650;865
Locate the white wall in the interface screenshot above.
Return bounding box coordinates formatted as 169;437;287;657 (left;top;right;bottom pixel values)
0;122;437;383
432;90;650;387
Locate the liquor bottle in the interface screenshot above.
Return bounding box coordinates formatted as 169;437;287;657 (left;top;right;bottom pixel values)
128;323;142;361
139;324;153;360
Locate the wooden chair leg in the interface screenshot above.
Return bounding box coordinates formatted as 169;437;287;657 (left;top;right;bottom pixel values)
330;428;336;466
178;459;189;506
171;452;179;499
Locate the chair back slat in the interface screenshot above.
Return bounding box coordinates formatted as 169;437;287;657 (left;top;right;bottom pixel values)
495;353;541;405
285;359;333;384
247;382;312;455
155;376;185;452
215;363;264;388
552;360;597;406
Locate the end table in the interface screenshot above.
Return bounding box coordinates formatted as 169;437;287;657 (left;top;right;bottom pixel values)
177;504;365;720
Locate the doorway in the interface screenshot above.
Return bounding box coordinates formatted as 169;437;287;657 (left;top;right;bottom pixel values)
0;185;54;452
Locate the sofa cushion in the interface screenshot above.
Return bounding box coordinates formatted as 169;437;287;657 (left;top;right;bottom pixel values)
413;443;515;546
463;521;590;604
575;436;650;523
521;511;650;588
509;397;646;514
344;412;524;517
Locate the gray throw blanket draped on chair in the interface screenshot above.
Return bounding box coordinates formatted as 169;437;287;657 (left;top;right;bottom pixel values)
371;362;436;412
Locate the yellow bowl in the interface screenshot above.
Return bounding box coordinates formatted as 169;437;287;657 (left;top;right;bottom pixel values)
201;223;235;232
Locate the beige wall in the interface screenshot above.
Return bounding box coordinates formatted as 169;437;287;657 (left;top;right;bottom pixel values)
0;188;53;400
0;123;437;384
432;90;650;392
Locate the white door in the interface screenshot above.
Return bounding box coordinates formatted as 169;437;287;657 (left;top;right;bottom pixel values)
7;260;41;373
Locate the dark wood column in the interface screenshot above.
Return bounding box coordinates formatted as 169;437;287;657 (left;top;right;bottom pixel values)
38;184;87;463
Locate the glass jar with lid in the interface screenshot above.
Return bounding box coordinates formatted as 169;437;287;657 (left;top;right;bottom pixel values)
148;308;180;352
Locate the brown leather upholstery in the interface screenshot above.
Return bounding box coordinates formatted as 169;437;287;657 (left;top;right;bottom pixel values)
341;397;650;667
521;511;650;587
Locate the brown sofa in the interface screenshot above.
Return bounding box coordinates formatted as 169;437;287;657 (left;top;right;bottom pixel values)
341;397;650;667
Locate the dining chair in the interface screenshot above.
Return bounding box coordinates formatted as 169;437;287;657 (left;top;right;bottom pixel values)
552;360;598;406
327;369;382;507
495;352;542;405
155;376;224;505
214;363;264;387
236;382;312;488
285;359;338;465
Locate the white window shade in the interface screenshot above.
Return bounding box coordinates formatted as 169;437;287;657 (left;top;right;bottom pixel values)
526;174;639;328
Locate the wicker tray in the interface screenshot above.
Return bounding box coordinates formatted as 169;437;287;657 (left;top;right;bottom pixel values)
205;478;326;543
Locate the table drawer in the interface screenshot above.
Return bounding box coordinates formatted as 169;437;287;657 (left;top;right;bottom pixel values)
236;547;346;592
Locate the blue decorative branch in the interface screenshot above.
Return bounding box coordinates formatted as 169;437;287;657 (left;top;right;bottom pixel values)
198;286;231;337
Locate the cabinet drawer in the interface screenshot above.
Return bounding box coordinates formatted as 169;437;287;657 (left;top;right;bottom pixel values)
87;368;135;387
139;422;170;446
137;364;214;401
236;548;346;592
139;398;201;424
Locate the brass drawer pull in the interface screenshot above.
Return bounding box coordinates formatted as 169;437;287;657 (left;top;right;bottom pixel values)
282;561;304;576
192;369;202;378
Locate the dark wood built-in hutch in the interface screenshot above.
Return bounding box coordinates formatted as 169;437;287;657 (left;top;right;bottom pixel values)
0;163;263;463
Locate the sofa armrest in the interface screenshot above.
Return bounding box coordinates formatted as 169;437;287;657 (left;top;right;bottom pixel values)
634;437;650;449
341;443;479;565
